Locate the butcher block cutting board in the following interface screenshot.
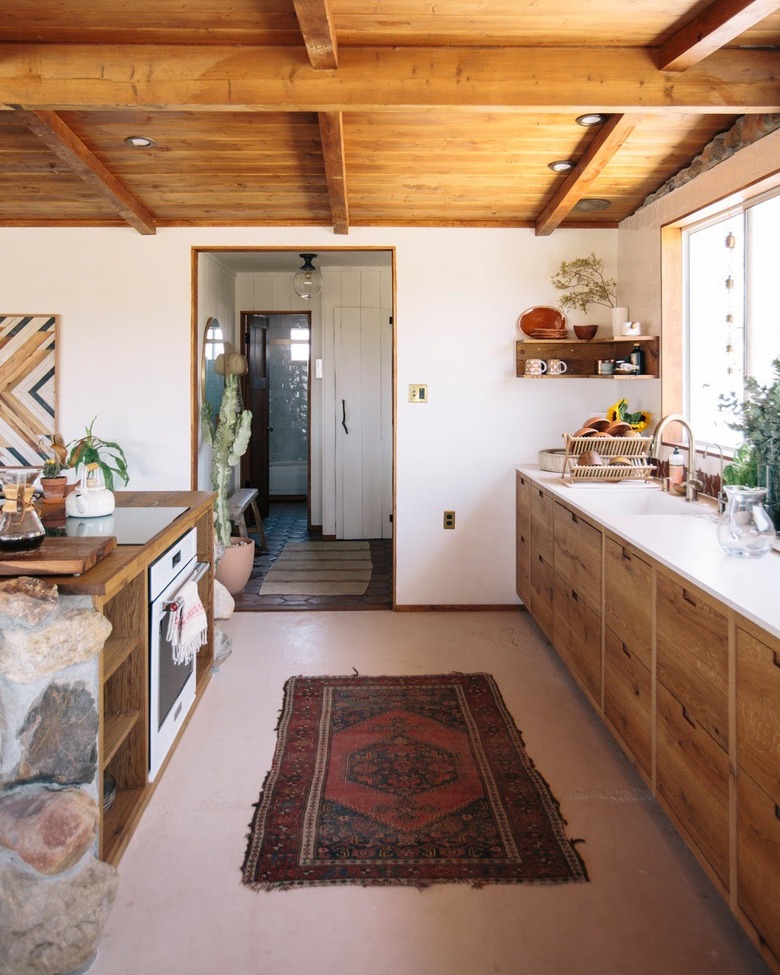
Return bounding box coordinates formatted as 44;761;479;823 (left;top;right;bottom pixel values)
0;536;117;576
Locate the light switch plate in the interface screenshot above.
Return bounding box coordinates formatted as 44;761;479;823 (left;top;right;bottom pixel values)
409;384;428;402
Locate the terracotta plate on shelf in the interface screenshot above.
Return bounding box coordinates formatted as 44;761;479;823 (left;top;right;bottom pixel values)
517;306;567;337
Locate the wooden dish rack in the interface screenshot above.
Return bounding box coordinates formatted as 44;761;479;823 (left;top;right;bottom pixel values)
562;433;657;483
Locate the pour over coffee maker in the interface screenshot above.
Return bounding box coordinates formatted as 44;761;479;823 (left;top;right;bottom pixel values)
0;468;45;552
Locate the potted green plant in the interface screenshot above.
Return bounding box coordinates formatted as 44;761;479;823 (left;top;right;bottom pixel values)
37;433;70;499
551;253;626;336
720;357;780;530
201;355;254;593
67;417;129;492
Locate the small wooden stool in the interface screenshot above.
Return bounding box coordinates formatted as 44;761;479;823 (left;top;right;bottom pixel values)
227;488;268;551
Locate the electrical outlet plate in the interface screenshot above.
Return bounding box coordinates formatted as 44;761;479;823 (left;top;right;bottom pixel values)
443;510;455;529
409;384;428;403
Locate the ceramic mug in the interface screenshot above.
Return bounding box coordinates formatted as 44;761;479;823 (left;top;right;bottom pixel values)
547;359;568;375
525;358;547;376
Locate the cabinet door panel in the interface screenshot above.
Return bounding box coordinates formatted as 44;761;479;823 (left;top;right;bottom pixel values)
738;770;780;960
604;627;652;775
516;474;531;604
736;625;780;804
656;680;730;887
656;573;729;750
553;573;602;702
529;551;554;641
553;502;602;612
530;487;554;564
605;538;652;670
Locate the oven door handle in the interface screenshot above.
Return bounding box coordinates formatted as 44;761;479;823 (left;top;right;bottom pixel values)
162;561;210;613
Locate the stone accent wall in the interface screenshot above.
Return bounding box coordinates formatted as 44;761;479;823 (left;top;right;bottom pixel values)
0;578;118;975
639;113;780;210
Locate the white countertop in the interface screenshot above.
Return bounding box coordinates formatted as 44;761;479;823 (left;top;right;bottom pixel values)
516;464;780;640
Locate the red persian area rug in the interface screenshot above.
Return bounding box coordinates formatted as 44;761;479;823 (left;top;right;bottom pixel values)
241;674;588;890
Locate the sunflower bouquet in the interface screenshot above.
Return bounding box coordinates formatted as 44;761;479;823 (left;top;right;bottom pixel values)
607;398;652;432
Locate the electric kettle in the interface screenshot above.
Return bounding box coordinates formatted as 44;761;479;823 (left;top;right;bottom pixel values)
65;464;116;518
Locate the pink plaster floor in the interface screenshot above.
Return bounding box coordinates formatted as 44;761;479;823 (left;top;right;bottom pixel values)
91;611;770;975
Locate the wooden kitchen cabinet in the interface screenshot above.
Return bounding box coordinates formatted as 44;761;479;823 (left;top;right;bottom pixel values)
515;472;531;605
553;572;602;702
530;485;554;563
604;627;652;775
552;502;602;612
529;550;554;641
736;621;780;958
604;538;652;670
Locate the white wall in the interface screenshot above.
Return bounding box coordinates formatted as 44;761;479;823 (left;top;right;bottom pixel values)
0;223;621;605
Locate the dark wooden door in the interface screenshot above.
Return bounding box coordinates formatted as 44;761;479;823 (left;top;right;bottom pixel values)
244;314;270;517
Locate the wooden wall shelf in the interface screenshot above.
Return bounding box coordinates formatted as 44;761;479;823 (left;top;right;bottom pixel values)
516;335;660;379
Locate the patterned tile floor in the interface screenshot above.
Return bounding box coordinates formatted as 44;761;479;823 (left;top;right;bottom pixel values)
233;501;393;612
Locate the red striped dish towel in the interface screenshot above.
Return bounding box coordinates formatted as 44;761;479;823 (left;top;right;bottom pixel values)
166;580;208;664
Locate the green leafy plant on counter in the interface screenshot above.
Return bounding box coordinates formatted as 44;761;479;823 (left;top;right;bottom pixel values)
719;357;780;466
67;417;129;491
721;442;758;487
551;253;617;314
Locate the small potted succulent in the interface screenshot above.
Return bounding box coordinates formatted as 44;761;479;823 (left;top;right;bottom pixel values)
37;434;70;499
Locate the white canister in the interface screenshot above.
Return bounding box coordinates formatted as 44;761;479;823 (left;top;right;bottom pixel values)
621;320;641;336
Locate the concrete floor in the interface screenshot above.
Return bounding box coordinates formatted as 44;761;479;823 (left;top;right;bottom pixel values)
92;611;769;975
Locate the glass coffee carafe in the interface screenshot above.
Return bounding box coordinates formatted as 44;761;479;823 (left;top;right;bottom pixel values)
0;468;45;552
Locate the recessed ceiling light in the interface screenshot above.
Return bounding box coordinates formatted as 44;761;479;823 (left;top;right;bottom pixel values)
575;114;606;127
548;160;574;173
124;136;156;148
573;198;612;211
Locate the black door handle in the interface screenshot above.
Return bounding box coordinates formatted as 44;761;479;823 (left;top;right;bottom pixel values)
341;399;349;435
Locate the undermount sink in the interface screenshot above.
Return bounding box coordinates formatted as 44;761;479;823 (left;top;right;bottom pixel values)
579;489;718;519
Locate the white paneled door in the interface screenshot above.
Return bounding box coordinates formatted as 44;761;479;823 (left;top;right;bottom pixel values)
334;307;393;539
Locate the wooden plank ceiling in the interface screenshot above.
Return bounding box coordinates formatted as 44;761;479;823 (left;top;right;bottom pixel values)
0;0;778;235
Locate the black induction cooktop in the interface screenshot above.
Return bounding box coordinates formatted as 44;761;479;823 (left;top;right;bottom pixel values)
60;506;189;545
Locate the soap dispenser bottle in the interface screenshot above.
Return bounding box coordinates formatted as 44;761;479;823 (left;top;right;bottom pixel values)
668;447;685;487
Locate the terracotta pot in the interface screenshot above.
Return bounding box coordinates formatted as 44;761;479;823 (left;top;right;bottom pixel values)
215;536;255;594
40;476;68;499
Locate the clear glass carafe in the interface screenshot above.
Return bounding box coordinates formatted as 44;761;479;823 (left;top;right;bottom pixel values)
0;468;45;552
717;485;776;558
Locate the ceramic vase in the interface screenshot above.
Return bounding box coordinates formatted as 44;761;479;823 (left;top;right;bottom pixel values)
215;536;255;594
611;306;629;337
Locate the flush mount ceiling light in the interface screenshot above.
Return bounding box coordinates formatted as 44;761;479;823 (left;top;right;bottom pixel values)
573;198;612;211
124;136;155;148
575;114;606;127
292;253;322;300
548;160;574;173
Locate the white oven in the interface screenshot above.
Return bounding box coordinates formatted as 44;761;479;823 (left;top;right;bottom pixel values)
148;527;208;782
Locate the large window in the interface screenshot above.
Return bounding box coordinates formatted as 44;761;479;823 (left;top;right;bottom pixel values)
684;189;780;448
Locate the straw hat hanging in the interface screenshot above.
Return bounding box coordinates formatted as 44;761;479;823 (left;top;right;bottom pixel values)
214;342;248;377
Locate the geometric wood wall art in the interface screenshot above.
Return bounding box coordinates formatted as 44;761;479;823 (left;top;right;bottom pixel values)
0;315;57;466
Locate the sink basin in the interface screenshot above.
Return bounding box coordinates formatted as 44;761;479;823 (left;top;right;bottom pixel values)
577;490;718;519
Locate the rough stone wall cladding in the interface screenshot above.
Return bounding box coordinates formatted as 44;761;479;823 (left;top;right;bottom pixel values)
640;114;780;209
0;577;118;975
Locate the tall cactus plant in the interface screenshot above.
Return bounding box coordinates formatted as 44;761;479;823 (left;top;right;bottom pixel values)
201;371;253;551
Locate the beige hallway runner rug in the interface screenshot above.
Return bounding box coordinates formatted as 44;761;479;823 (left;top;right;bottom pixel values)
259;541;372;596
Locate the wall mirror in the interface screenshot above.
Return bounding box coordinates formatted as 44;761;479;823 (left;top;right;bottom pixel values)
201;316;225;414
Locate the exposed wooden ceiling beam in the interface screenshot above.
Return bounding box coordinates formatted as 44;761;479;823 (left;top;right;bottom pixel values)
656;0;780;72
1;46;776;113
318;112;348;234
15;109;156;234
534;114;642;236
292;0;338;69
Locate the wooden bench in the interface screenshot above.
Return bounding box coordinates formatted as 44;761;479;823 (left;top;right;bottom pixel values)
227;488;268;551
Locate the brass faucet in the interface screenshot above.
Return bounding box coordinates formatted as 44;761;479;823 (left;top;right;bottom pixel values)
650;413;699;502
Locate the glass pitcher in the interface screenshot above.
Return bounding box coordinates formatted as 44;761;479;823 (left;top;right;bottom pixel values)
717;485;776;558
0;468;46;552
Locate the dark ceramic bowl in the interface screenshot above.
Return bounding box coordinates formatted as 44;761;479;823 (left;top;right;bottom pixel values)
574;324;598;340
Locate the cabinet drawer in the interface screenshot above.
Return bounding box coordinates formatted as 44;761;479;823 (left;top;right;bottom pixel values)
604;627;652;775
656;679;730;887
604;538;652;670
516;472;531;535
737;625;780;803
738;770;780;960
553;573;602;703
516;529;531;605
529;550;554;640
656;572;729;751
530;487;554;564
553;502;602;612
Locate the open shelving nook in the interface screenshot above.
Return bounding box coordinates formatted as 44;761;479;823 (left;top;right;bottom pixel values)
516;336;659;379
